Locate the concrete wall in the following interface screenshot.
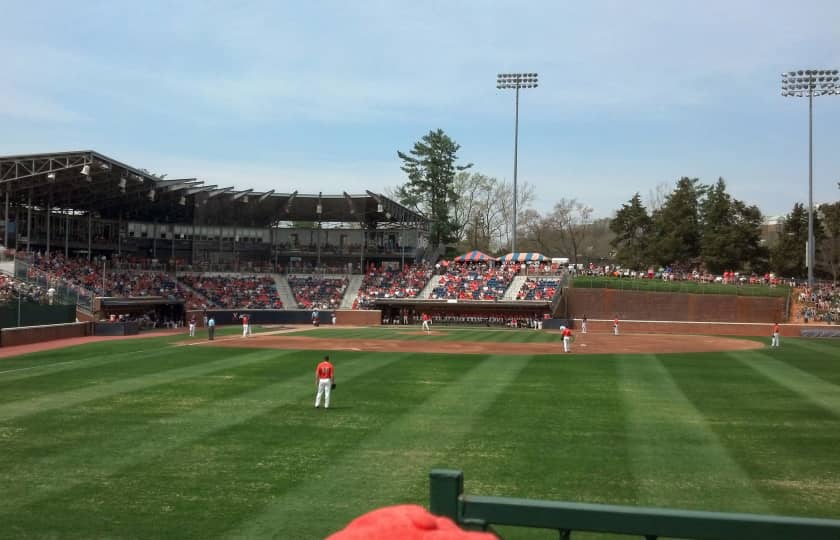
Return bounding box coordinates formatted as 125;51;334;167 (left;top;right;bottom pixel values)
566;289;786;323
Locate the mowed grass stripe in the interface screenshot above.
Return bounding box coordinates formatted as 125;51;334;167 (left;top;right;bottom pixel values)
226;354;531;540
734;350;840;418
456;354;637;506
619;354;769;512
0;348;283;422
779;339;840;386
0;345;206;403
0;348;313;477
669;352;840;518
0;351;401;512
0;340;183;385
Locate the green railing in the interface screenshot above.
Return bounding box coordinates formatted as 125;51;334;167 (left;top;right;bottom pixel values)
571;276;790;297
429;469;840;539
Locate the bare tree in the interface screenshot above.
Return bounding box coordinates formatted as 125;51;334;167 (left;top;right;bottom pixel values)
519;209;559;254
495;180;535;250
647;182;671;212
450;172;492;243
550;198;595;264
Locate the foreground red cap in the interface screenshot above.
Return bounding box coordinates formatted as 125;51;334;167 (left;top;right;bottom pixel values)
326;504;497;540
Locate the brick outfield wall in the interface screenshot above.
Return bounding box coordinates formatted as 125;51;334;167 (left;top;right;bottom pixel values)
573;319;817;337
1;322;93;347
566;289;787;324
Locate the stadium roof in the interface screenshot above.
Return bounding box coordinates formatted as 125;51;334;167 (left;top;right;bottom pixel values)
0;150;426;228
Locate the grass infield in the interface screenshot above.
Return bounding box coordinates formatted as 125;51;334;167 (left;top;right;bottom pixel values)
0;326;838;539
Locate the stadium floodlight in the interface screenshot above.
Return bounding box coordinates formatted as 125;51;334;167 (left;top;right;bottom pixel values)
148;189;156;201
781;68;839;288
179;196;186;206
46;173;56;181
80;164;90;176
496;72;538;253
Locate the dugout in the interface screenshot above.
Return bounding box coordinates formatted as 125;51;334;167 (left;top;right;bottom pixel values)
97;296;185;331
372;298;553;327
187;309;380;327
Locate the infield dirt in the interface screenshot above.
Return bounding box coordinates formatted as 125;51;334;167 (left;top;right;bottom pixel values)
204;331;763;355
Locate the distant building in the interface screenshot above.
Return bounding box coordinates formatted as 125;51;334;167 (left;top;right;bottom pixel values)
760;215;784;247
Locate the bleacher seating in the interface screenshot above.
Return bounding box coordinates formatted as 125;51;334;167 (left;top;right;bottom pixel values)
27;253;210;308
178;274;282;309
429;263;516;301
0;274;48;304
516;278;559;301
354;264;431;309
794;284;840;324
287;275;348;309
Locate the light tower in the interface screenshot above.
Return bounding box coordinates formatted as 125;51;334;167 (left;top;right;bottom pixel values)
781;69;839;287
497;72;538;253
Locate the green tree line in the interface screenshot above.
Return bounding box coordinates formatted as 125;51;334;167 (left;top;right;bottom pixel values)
395;129;840;279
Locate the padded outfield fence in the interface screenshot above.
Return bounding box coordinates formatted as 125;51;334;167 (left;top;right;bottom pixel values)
430;470;840;539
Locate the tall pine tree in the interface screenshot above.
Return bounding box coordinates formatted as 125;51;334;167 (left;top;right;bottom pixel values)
699;178;765;273
609;193;652;269
817;201;840;281
771;203;823;277
397;129;472;247
649;177;703;268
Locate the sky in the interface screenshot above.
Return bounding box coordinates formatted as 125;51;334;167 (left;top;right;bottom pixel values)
1;0;839;219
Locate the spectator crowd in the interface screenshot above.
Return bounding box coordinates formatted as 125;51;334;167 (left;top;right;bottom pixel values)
354;264;432;309
287;275;348;309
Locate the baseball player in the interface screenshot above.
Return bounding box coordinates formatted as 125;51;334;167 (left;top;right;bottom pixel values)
314;355;335;409
562;325;573;353
771;322;780;348
613;317;619;336
241;314;250;337
188;316;196;337
581;315;588;334
421;313;431;334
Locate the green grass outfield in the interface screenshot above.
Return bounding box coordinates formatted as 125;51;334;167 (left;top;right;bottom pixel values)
1;326;839;539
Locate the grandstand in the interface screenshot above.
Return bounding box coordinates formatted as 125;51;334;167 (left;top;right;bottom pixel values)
0;151;575;328
0;150;433;322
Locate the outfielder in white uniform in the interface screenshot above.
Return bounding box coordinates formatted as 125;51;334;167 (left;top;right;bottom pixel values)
188;317;196;337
